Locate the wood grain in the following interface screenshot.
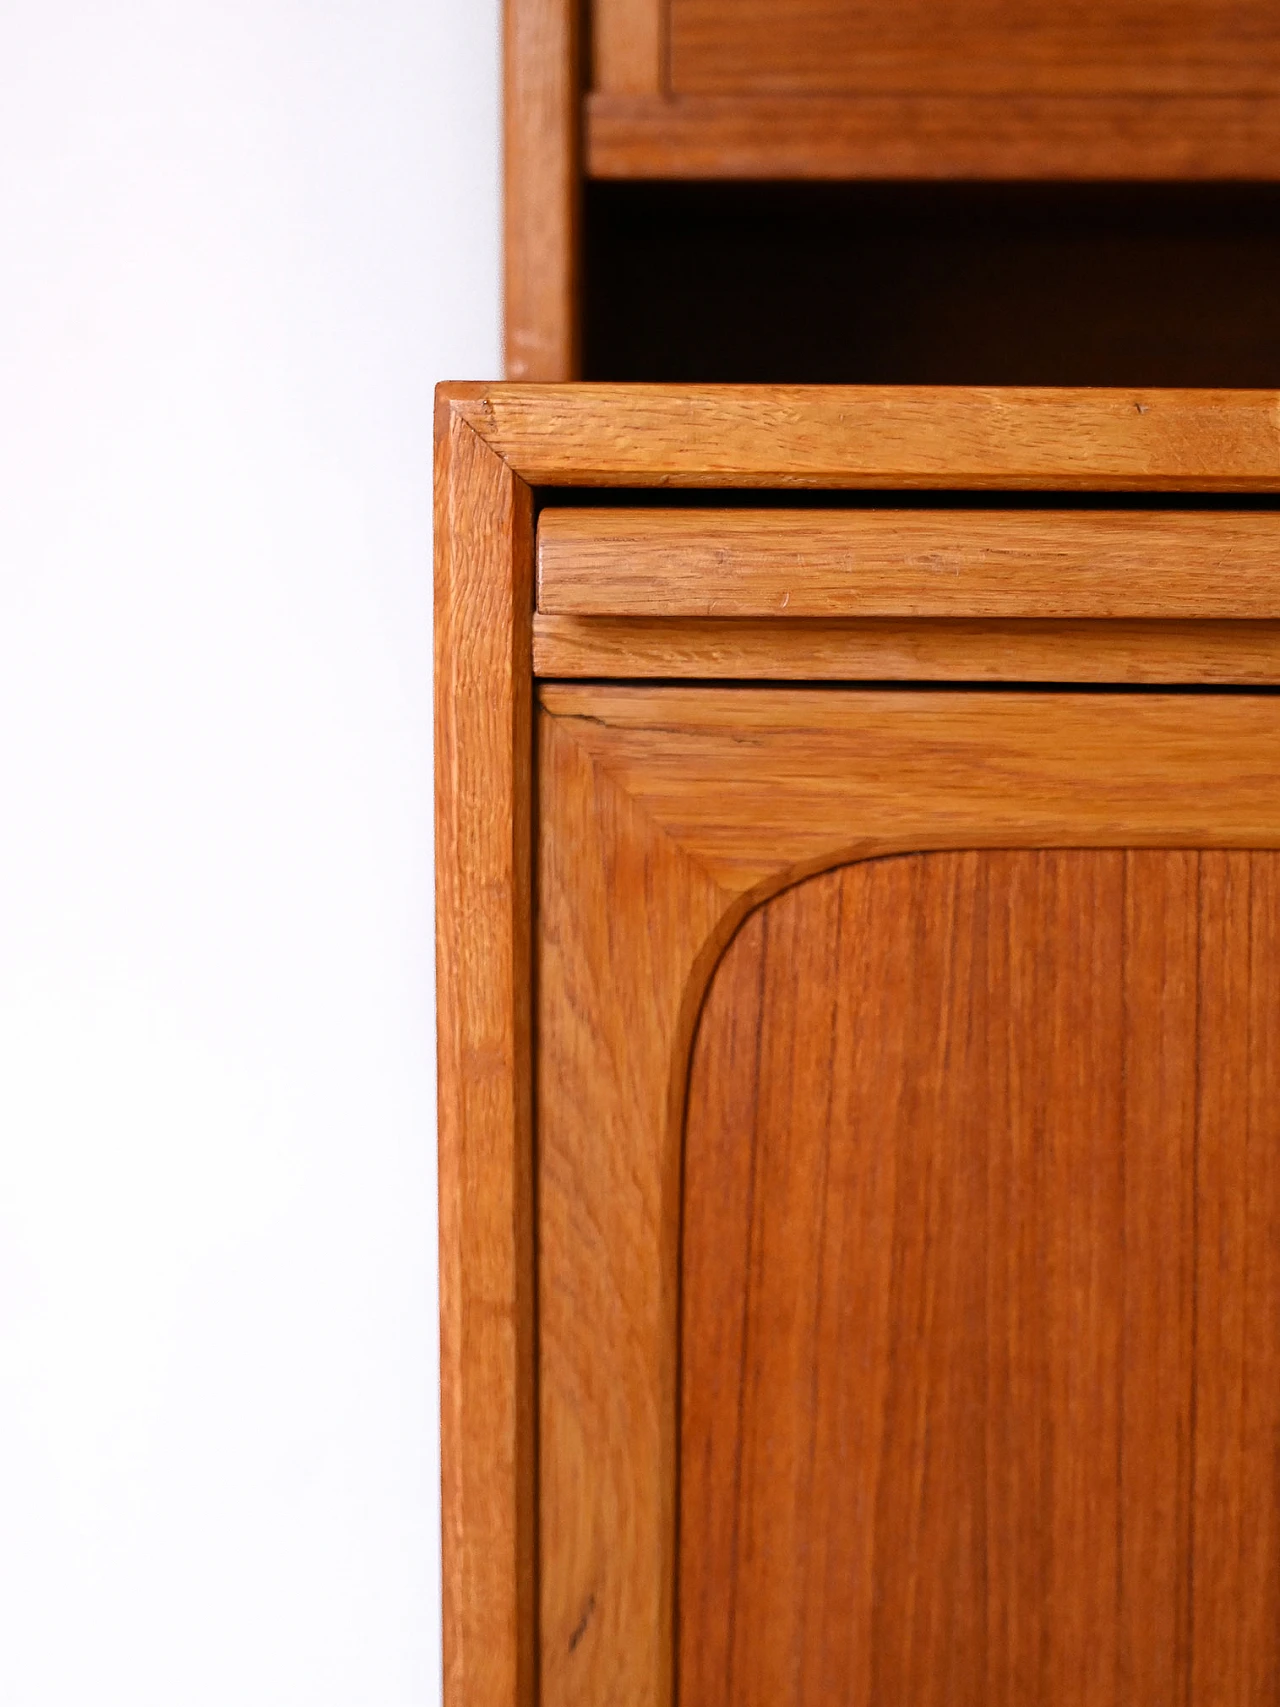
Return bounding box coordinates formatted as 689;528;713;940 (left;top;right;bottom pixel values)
453;384;1280;491
505;0;580;379
680;848;1272;1706
536;685;1280;1707
532;613;1280;684
536;708;729;1707
435;391;536;1707
537;507;1280;618
1192;853;1280;1701
586;92;1280;180
669;0;1280;97
592;0;665;94
541;685;1280;890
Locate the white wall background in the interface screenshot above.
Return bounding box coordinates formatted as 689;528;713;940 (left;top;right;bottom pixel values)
0;5;501;1702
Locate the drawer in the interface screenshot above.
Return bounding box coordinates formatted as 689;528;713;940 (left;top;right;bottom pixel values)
436;384;1280;1707
666;0;1280;99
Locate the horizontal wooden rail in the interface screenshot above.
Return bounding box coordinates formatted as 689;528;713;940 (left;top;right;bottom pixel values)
587;93;1280;179
532;615;1280;684
457;385;1280;490
537;508;1280;619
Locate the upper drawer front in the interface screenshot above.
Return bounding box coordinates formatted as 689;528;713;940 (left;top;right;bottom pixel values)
537;508;1280;619
669;0;1280;98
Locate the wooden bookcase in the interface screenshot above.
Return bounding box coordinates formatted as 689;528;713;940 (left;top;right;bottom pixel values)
436;383;1280;1707
505;0;1280;386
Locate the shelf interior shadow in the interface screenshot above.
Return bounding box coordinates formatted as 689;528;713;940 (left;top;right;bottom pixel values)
584;181;1280;386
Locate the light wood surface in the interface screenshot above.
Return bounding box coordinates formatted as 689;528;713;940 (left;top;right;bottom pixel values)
593;0;665;94
537;710;727;1707
505;0;580;379
439;379;1280;1707
670;0;1280;96
435;392;536;1707
541;685;1280;890
587;92;1280;179
536;684;1280;1707
537;507;1280;618
451;384;1280;490
682;848;1280;1705
533;613;1280;684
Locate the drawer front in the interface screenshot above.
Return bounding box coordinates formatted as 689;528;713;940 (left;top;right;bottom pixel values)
668;0;1280;98
538;505;1280;617
535;502;1280;684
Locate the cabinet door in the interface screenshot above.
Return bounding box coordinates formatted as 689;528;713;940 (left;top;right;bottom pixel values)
537;686;1280;1707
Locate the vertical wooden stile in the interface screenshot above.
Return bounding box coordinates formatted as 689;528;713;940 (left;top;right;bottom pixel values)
435;387;536;1707
506;0;581;379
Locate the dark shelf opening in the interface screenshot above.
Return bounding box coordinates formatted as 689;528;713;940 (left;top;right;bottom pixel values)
584;181;1280;386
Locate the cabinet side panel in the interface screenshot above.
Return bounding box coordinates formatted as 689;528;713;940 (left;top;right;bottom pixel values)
435;405;535;1707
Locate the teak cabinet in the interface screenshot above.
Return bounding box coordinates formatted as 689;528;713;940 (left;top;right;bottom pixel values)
435;384;1280;1707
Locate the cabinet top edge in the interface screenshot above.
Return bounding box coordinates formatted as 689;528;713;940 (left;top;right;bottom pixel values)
437;385;1280;491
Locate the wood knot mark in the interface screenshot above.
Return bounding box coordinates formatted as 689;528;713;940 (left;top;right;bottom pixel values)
568;1593;597;1654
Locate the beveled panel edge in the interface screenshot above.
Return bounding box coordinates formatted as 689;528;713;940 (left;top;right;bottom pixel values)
532;614;1280;684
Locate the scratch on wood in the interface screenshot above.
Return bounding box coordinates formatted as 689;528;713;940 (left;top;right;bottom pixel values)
568;1593;597;1653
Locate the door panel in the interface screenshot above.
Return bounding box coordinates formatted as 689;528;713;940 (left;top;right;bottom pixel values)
681;849;1280;1707
536;686;1280;1707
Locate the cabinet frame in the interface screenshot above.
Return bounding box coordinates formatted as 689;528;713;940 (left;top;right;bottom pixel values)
434;381;1280;1707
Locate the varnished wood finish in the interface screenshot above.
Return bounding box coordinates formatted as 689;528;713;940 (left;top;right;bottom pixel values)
438;381;1280;1707
537;710;727;1707
682;849;1280;1707
454;385;1280;490
1194;855;1280;1701
435;390;536;1707
537;507;1280;618
593;0;665;94
536;684;1280;1707
505;0;580;379
541;685;1280;890
587;92;1280;180
533;613;1280;684
670;0;1280;96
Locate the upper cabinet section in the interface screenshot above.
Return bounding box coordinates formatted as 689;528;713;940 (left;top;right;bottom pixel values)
587;0;1280;176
